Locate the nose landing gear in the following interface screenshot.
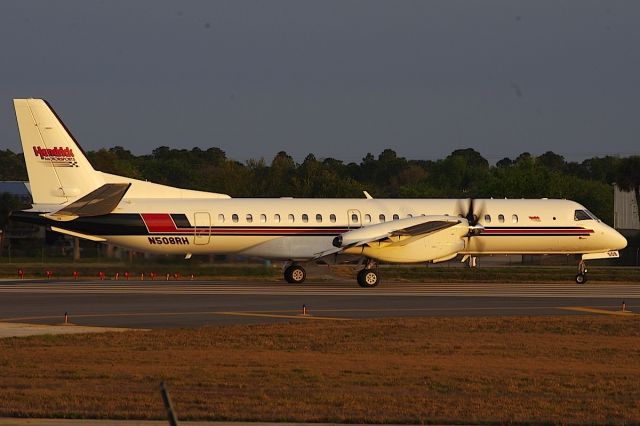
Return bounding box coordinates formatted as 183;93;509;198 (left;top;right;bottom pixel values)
575;260;588;284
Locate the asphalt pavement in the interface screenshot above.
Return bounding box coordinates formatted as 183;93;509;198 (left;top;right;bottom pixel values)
0;279;637;329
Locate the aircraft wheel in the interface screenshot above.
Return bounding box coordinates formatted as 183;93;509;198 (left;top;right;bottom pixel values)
357;269;379;288
575;273;588;284
284;264;306;284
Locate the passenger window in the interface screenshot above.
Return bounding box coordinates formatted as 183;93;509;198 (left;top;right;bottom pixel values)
232;214;239;223
498;214;505;223
218;214;225;223
246;214;253;223
364;214;371;223
288;214;294;223
330;214;336;223
274;214;281;223
574;210;591;221
393;214;399;220
351;213;358;223
379;214;386;222
316;214;322;223
260;214;266;223
512;214;518;224
484;214;491;223
302;214;309;223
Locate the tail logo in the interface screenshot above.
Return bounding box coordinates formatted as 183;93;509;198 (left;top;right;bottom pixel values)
32;146;78;167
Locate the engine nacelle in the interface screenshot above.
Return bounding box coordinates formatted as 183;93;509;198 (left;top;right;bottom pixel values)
358;224;467;263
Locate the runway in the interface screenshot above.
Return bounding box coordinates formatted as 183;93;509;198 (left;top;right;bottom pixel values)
0;279;638;328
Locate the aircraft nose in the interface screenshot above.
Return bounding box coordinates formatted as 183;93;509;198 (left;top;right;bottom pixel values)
613;230;628;250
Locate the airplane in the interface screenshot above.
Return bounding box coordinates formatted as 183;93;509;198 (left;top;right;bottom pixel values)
9;99;628;287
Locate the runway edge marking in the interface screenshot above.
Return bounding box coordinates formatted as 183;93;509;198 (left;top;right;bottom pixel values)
559;307;638;316
215;311;351;321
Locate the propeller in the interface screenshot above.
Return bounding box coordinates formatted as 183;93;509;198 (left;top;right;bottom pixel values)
455;198;481;227
466;198;484;235
466;198;477;226
456;198;485;251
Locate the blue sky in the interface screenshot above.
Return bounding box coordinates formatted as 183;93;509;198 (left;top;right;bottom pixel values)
1;1;639;163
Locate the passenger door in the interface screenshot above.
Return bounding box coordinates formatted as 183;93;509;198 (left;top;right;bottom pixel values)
194;212;211;245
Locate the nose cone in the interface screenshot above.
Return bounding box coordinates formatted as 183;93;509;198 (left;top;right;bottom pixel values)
612;230;628;250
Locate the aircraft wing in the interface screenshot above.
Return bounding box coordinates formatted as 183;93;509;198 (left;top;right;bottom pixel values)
315;215;468;258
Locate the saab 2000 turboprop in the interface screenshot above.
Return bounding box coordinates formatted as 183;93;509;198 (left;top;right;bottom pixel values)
9;99;627;286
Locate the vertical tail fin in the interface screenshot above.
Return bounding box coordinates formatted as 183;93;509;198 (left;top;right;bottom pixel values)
14;99;104;205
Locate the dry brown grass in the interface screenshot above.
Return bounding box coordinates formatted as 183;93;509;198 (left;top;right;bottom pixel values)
1;316;640;424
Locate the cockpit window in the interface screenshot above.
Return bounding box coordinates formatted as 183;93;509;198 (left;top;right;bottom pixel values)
586;210;599;221
574;210;592;221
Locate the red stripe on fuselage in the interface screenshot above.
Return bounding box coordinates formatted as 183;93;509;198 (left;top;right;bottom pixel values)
140;213;347;235
138;214;593;237
141;213;178;233
483;228;593;235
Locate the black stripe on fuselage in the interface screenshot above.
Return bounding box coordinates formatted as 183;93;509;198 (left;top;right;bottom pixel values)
11;211;148;236
171;214;192;228
483;226;587;229
12;211;593;238
11;211;349;236
480;234;590;237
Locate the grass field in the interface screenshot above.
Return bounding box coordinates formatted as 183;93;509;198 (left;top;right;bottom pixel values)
0;261;278;281
1;260;640;283
1;316;639;424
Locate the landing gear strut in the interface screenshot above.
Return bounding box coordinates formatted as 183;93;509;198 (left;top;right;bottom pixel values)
284;263;306;284
575;260;588;284
357;259;379;288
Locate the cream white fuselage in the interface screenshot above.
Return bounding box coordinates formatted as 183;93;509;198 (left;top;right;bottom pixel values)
104;197;625;262
11;98;628;285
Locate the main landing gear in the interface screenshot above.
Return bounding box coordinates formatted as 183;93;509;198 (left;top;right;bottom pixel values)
575;260;588;284
284;263;306;284
357;259;379;288
282;261;380;287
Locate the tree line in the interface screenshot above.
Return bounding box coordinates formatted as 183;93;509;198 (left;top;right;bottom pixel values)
1;146;639;227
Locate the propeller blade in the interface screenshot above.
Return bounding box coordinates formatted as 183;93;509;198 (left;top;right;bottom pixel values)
454;198;464;219
466;198;476;226
465;199;486;238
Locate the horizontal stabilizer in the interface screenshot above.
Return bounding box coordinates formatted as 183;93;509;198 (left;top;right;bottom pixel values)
44;183;131;221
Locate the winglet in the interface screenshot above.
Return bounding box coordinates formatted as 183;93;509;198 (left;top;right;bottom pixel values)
363;191;373;199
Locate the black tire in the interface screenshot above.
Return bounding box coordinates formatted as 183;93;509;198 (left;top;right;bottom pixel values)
575;273;588;284
357;269;379;288
284;265;306;284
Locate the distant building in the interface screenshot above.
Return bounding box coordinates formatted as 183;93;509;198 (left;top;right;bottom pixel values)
0;181;31;202
0;181;39;257
614;185;640;231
